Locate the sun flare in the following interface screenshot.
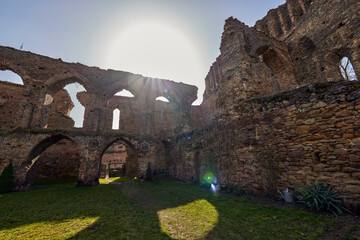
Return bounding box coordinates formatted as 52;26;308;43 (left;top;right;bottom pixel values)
102;21;206;105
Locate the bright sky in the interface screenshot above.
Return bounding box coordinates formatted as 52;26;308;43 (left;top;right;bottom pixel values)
0;0;285;126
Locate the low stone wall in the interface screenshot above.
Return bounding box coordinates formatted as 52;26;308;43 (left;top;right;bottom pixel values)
172;81;360;200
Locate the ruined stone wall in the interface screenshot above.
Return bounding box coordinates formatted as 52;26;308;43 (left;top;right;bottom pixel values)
92;94;180;137
200;0;360;120
174;82;360;199
0;45;196;187
30;139;80;180
179;0;360;200
0;82;24;129
254;0;360;88
255;0;316;40
47;90;74;128
0;46;197;134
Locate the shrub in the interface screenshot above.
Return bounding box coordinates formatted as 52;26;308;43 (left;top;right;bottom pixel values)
145;162;153;181
296;182;350;216
0;161;14;193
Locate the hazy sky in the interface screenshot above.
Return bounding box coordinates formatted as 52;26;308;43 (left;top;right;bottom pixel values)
0;0;285;126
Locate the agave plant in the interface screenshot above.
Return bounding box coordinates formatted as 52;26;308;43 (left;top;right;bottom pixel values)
296;182;350;216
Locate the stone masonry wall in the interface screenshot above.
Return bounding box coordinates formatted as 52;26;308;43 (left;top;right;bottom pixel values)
30;139;80;181
0;81;24;129
173;81;360;200
201;0;360;123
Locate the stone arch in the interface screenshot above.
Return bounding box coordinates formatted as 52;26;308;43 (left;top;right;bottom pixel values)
17;134;81;189
100;137;138;178
46;75;90;96
0;69;24;85
44;77;88;129
0;62;28;87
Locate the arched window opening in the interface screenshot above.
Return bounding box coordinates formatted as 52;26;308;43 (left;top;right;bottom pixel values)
25;135;80;188
115;89;135;97
0;70;24;85
339;57;358;81
156;96;170;102
112;109;120;130
100;140;137;180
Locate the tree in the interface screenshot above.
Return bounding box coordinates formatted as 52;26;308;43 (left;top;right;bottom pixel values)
339;57;358;81
0;161;14;193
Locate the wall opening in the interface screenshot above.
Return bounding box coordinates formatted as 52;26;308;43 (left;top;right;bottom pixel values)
100;139;138;179
339;57;358;81
112;108;120;130
0;70;24;85
156;96;170;102
46;81;86;129
64;83;86;128
25;135;80;187
115;89;135;97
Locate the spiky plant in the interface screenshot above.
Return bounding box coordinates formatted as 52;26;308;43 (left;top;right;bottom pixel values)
296;182;350;216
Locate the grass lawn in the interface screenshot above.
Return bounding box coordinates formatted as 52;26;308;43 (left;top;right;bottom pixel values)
0;179;355;240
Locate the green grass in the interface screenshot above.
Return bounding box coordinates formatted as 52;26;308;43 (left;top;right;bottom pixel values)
34;178;78;187
0;180;337;240
99;176;136;184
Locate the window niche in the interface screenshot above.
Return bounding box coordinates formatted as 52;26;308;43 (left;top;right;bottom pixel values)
156;96;170;103
339;57;358;81
112;108;120;130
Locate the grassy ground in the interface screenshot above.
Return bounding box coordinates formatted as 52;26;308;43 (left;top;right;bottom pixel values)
34;178;78;188
0;179;357;239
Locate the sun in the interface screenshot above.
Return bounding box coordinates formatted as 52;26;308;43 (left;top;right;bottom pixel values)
102;21;206;105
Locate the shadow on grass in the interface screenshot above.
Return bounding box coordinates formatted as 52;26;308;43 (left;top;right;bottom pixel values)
0;179;335;240
33;177;78;188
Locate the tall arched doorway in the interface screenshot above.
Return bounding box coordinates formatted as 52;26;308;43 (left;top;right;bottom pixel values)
25;135;80;187
100;139;138;179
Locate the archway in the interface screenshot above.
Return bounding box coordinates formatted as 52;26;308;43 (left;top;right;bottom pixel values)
25;135;80;188
0;70;24;85
100;138;138;179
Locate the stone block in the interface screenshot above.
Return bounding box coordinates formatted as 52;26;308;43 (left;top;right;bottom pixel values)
296;125;310;135
335;110;351;117
304;118;315;125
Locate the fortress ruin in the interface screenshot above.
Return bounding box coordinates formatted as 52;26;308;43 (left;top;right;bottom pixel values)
0;0;359;205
